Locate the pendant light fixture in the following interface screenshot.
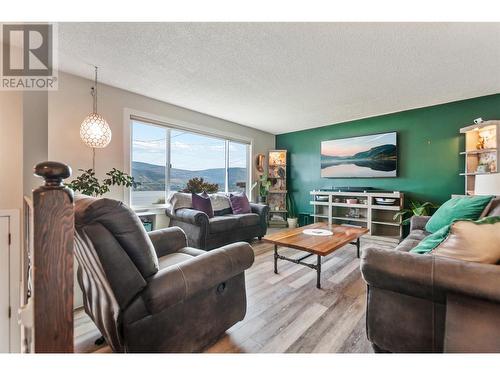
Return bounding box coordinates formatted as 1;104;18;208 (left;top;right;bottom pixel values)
80;66;112;170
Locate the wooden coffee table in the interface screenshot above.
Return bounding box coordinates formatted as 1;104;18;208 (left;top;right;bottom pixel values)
262;223;369;289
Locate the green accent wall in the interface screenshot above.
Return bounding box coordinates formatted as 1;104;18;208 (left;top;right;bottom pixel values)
276;94;500;214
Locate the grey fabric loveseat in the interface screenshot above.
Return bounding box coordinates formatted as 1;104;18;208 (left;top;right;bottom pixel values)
74;195;255;352
360;202;500;353
166;192;269;250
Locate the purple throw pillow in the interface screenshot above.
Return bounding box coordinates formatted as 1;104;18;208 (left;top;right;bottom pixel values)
192;191;214;218
229;192;252;214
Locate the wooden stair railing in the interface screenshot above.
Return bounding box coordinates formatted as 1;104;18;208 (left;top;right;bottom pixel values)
33;161;74;353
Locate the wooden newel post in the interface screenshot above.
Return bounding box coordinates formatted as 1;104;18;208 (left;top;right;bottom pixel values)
33;161;74;353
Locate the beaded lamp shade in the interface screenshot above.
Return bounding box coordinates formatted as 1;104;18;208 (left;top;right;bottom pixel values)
80;112;112;148
79;66;111;170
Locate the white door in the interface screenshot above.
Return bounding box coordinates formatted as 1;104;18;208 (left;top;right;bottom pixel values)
0;216;9;352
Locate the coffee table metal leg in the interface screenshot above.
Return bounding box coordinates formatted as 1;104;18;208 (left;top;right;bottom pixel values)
316;255;322;289
274;244;278;274
356;238;360;258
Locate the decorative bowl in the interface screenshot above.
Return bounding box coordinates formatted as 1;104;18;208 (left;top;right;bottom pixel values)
375;198;396;205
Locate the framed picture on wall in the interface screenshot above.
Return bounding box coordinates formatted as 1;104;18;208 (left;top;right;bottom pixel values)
320;132;398;178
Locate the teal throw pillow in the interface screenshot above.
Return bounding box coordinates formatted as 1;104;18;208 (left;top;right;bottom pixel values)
425;195;493;233
410;224;451;254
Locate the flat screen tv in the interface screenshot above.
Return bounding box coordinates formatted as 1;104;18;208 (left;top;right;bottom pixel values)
320;132;397;178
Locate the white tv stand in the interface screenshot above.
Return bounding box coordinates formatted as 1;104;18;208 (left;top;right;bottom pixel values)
310;190;404;242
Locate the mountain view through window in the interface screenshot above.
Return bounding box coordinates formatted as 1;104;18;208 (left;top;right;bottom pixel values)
130;120;249;207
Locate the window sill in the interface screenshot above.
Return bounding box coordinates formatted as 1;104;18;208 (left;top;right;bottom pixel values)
132;205;168;214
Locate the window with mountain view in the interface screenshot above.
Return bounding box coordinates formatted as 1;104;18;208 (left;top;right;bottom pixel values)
131;121;167;206
170;130;226;192
130;119;250;207
228;141;248;193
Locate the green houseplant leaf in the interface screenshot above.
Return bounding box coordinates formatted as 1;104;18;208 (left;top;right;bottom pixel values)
258;173;272;198
67;168;139;197
393;200;439;226
286;192;297;219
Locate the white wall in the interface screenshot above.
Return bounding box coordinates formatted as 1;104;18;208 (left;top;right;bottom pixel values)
23;92;48;196
0;92;23;352
48;72;276;201
0;92;23;211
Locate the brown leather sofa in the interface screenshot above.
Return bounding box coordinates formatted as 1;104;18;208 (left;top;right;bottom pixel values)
360;211;500;353
74;195;254;352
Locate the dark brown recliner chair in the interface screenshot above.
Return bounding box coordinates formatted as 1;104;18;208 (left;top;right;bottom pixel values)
74;195;254;353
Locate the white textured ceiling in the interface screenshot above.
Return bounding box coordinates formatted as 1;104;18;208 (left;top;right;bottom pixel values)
58;23;500;134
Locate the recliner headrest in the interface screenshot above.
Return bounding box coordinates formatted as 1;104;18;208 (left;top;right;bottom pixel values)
74;195;159;278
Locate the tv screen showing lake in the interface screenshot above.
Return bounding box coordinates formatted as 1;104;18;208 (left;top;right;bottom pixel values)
321;132;397;178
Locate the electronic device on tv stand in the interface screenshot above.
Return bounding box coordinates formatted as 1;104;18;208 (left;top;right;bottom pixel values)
319;187;394;193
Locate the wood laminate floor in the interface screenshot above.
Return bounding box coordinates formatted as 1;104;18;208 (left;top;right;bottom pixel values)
74;230;396;353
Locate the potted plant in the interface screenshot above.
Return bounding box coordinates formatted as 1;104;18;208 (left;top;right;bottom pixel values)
258;173;272;204
393;200;439;225
286;192;298;228
67;168;138;197
181;177;219;194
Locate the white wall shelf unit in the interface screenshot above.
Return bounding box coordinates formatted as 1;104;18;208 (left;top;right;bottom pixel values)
310;190;404;242
460;120;499;195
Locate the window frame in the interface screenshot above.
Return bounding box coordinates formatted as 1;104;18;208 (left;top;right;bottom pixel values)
123;109;253;210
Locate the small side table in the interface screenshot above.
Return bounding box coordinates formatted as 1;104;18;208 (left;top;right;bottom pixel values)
135;211;157;232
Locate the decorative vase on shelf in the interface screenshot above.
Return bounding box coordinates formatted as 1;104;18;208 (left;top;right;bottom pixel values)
476;165;487;173
287;218;298;228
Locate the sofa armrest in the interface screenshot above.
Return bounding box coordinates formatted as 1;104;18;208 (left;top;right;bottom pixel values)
360;247;500;304
142;242;255;314
410;215;431;232
250;203;269;217
167;208;209;227
147;227;188;258
250;203;269;232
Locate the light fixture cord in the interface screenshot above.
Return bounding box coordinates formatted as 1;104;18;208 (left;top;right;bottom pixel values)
93;66;98;113
92;66;98;172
